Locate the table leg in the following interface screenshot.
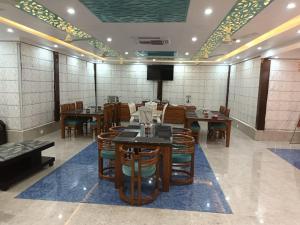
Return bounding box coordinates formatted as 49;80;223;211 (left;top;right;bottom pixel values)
114;143;121;189
161;146;171;192
226;120;232;147
61;115;65;138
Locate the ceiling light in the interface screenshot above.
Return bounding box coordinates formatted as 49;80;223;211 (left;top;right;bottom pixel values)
287;3;296;9
235;39;241;43
185;52;189;56
192;37;197;42
124;51;128;55
81;54;84;57
274;56;279;58
6;28;13;33
53;44;58;48
67;8;75;15
297;29;300;34
204;8;213;15
152;59;156;62
236;56;240;59
257;46;262;50
107;37;112;42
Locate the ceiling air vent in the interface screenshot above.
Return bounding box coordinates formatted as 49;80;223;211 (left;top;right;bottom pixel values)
136;37;170;45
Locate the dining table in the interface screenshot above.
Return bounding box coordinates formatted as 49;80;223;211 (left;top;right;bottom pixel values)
112;124;172;192
185;110;232;147
60;108;104;138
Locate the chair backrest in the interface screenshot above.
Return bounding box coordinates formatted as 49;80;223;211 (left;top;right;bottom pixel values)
69;103;76;111
118;144;160;175
128;103;136;114
163;105;186;124
172;134;195;155
161;103;168;124
219;105;226;114
104;104;114;131
224;108;230;117
97;132;117;151
60;104;69;113
138;106;153;124
145;102;157;111
172;127;192;136
76;101;83;110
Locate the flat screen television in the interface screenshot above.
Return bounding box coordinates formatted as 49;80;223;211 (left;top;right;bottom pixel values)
147;65;174;80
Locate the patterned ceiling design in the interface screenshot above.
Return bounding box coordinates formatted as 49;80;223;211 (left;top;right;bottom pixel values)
194;0;274;60
15;0;119;57
78;0;190;23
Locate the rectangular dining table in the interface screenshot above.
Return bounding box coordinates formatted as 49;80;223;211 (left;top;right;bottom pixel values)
185;110;232;147
60;109;104;138
112;125;172;192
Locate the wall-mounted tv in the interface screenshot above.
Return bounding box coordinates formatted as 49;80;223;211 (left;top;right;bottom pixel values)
147;65;174;81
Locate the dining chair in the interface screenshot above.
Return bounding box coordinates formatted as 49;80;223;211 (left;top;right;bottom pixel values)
75;101;83;110
138;106;153;124
61;103;81;137
128;103;136;123
219;105;226;114
171;134;195;185
209;108;230;139
97;132;118;181
118;144;160;205
145;101;158;111
157;103;168;124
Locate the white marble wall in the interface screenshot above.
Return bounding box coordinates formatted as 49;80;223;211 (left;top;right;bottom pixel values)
59;55;95;107
0;42;21;130
96;64;155;106
265;59;300;131
163;65;228;110
228;58;261;128
20;43;54;130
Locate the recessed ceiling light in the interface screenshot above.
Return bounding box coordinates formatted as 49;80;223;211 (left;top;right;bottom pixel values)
124;51;129;55
6;28;14;33
53;44;58;48
274;56;279;58
236;56;240;59
185;52;189;56
204;8;213;15
297;29;300;34
235;39;241;43
81;54;84;57
107;37;112;42
286;2;296;9
192;37;197;42
152;59;156;62
67;8;75;15
257;46;262;50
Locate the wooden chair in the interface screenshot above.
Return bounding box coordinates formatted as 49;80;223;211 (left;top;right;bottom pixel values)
118;145;160;205
75;101;83;110
61;103;81;137
171;134;195;185
219;105;226;114
103;104;114;132
97;132;118;181
209;108;230;139
109;126;126;135
172;127;192;136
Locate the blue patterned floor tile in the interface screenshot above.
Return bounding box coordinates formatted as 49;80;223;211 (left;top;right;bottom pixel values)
17;143;232;213
269;148;300;170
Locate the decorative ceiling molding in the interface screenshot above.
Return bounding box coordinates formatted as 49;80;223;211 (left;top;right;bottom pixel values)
193;0;274;60
14;0;119;57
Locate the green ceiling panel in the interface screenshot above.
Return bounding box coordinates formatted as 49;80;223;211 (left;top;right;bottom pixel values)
79;0;190;23
137;51;176;58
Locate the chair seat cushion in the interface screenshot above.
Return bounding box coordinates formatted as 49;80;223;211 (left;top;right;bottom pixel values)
210;123;226;129
172;153;192;163
100;149;115;160
65;119;81;126
122;162;156;178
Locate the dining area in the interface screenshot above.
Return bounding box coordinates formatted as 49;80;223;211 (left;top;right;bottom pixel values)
58;100;233;205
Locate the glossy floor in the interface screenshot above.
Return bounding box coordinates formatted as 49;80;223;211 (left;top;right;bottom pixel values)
17;143;232;213
0;125;300;225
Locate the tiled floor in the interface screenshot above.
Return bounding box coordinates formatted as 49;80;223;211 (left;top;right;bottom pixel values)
1;124;300;225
